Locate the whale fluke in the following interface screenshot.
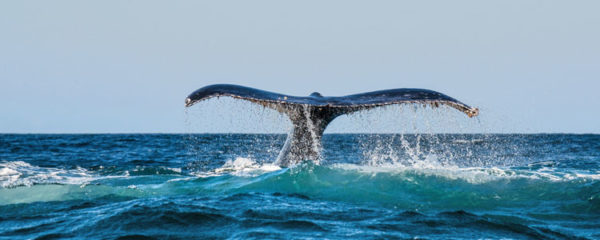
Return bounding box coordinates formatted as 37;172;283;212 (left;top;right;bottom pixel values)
185;84;478;167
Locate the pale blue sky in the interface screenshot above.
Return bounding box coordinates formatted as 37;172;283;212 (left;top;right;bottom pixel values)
1;1;599;133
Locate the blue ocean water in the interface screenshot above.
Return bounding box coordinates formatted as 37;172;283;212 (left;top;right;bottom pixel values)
1;134;599;239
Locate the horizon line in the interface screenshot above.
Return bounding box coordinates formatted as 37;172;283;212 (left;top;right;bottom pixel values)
1;132;598;135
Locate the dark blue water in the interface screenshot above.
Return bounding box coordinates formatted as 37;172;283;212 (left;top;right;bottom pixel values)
1;134;599;239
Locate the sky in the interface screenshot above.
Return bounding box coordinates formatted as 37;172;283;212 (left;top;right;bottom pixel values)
1;1;599;133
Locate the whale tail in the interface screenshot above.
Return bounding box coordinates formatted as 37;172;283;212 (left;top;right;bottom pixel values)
185;84;478;167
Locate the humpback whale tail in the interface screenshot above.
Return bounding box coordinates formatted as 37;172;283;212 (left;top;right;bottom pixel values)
185;84;478;167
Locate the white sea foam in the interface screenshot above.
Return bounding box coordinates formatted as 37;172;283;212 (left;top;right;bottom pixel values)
0;161;96;188
452;139;484;144
194;157;281;177
332;158;600;185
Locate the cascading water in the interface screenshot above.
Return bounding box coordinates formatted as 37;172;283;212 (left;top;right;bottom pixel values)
301;104;323;164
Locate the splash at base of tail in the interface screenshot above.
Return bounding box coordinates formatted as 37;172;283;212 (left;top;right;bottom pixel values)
185;84;478;167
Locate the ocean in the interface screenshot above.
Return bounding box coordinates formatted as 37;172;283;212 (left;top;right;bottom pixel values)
1;133;599;239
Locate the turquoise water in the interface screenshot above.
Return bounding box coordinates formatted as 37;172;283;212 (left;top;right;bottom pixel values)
1;134;599;239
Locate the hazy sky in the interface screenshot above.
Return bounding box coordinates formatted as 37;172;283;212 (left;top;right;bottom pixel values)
1;1;599;133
